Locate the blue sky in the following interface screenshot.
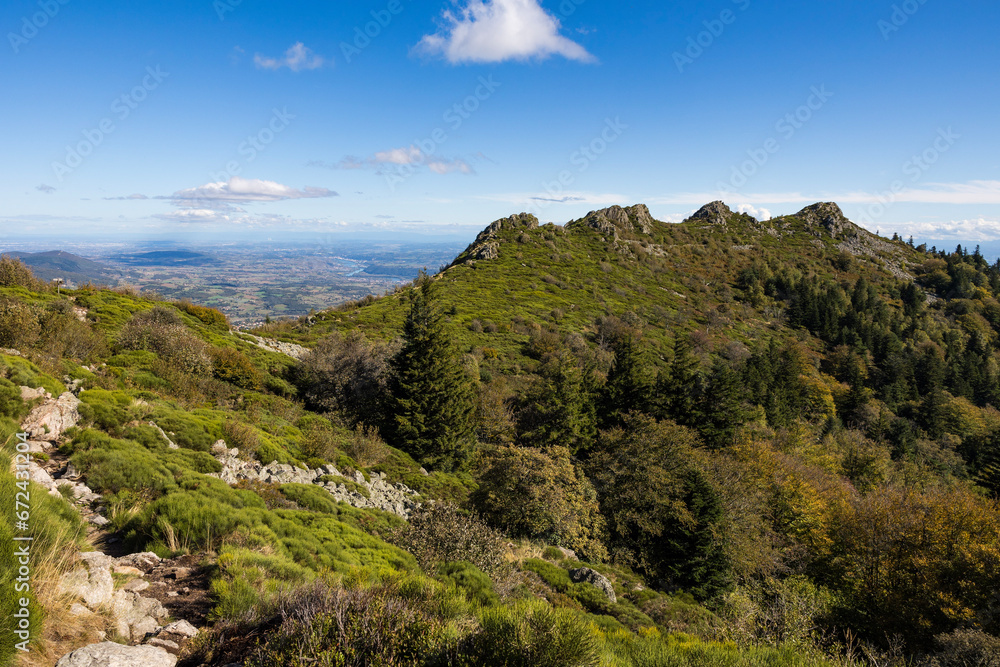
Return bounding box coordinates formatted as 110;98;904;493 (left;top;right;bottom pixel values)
3;0;1000;243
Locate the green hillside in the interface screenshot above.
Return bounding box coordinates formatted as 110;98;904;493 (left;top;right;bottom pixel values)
1;196;999;667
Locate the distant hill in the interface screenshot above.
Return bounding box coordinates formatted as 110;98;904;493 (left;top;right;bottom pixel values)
2;250;124;287
115;249;219;267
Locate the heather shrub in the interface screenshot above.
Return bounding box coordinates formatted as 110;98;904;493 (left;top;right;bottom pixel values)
463;599;600;667
391;503;511;583
922;629;1000;667
116;307;212;375
177;300;229;329
212;347;263;390
245;580;451;667
0;296;41;349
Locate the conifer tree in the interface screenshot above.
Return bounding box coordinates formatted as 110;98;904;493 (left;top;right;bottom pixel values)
599;331;651;428
391;272;475;472
655;336;701;426
522;351;596;455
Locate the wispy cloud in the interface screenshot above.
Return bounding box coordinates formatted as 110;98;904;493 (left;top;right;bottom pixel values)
36;184;55;194
254;42;326;71
168;177;338;206
481;191;629;207
309;146;475;176
104;193;149;201
875;218;1000;242
415;0;594;64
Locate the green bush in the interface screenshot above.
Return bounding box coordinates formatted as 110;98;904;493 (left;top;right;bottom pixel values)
464;599;600;667
212;347;263;391
391;503;510;582
0;378;24;419
70;430;176;496
278;483;404;536
245;579;451;667
438;561;499;607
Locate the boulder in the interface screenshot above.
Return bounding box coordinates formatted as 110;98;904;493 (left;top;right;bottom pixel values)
115;552;161;573
110;590;169;642
22;392;81;441
20;386;50;401
157;619;198;639
569;567;617;603
55;642;177;667
59;552;115;608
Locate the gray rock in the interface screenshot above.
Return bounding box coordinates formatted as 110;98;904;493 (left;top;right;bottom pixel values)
158;619;198;638
144;638;180;653
22;392;81;442
211;440;229;455
59;552;115;608
124;579;150;592
55;642;177;667
569;567;617;603
115;552;161;573
110;590;168;641
796;202;850;237
69;603;94;617
687;201;734;226
20;385;50;401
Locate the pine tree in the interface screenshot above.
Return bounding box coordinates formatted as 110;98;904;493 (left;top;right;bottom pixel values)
696;358;748;449
599;331;651;427
522;351;596;455
391;273;476;472
656;337;701;426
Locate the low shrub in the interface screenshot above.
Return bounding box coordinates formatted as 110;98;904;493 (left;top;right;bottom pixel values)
391;503;511;583
212;347;263;391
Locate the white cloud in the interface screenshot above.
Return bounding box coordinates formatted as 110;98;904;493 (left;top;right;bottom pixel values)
36;184;55;194
737;204;772;220
869;218;1000;242
254;42;326;71
415;0;594;64
168;177;338;205
314;146;476;176
428;158;474;175
373;146;424;166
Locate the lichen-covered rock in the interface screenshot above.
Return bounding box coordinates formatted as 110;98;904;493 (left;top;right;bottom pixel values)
59;552;115;608
55;641;177;667
22;391;81;441
687;201;734;226
571;204;656;236
110;589;169;641
569;567;617;603
796;202;850;237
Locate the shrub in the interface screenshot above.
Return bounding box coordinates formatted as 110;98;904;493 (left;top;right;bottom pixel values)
295;331;395;430
0;297;41;349
923;629;1000;667
472;445;607;562
177;300;229;329
344;424;388;467
0;256;40;289
463;599;600;667
543;546;566;562
212;347;263;390
245;580;450;667
391;503;511;583
222;419;262;457
437;561;499;607
116;308;212;375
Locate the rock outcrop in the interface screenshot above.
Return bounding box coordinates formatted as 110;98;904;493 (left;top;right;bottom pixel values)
456;212;540;264
239;332;309;360
22;391;81;441
569;567;617;603
569;204;656;236
209;442;420;518
687;201;735;226
796;202;851;237
55;641;177;667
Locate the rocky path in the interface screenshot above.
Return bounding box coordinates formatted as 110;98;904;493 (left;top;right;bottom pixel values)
17;386;210;666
